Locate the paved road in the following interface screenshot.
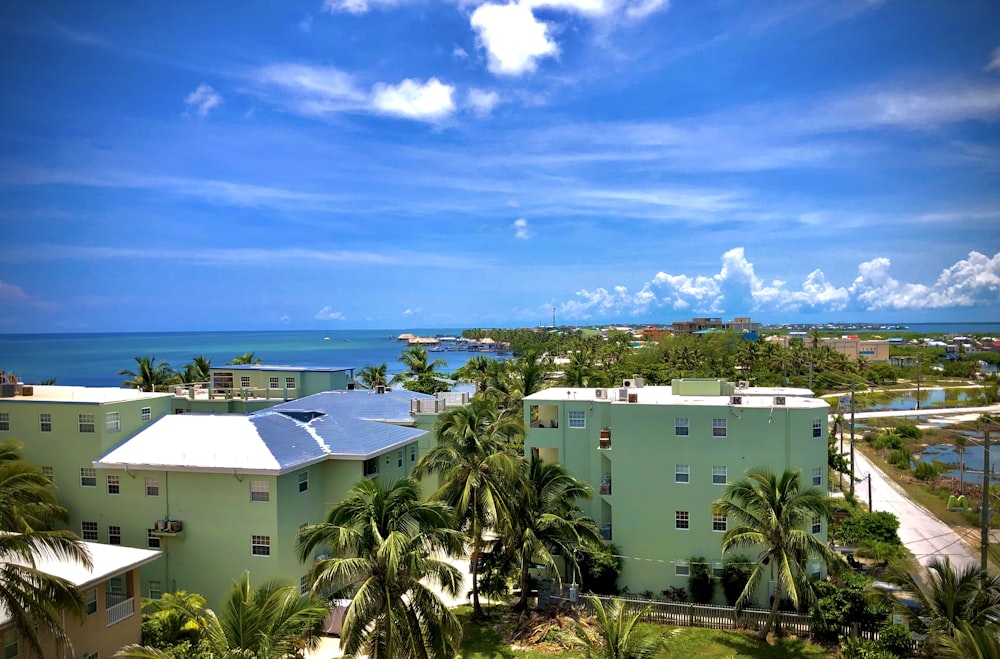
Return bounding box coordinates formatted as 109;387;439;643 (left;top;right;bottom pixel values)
850;443;979;571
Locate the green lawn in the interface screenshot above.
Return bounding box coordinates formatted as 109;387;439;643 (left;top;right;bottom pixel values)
457;608;831;658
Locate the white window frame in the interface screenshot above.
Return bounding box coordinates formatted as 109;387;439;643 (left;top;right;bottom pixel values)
107;474;120;495
298;471;309;493
79;413;95;433
85;588;98;615
106;411;120;433
674;417;689;436
811;515;822;534
109;525;122;545
240;375;251;388
269;376;280;389
148;580;162;600
812;466;822;487
40;412;52;432
397;450;403;468
410;445;416;462
712;418;727;437
141;406;151;422
80;467;97;487
41;466;54;480
147;529;161;549
250;480;270;502
145;476;159;496
81;520;98;541
675;510;690;530
712;465;727;485
813;419;823;438
300;575;309;595
285;377;296;390
674;464;690;484
0;412;9;432
675;562;690;577
567;410;586;429
712;513;727;532
252;535;271;556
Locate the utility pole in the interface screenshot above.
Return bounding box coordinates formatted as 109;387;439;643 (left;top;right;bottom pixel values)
850;381;856;500
983;415;993;577
915;360;921;410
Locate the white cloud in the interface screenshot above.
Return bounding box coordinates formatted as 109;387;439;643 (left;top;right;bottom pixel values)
512;217;531;239
989;46;1000;72
298;15;313;32
554;248;1000;319
184;84;222;117
453;46;468;59
471;2;559;76
0;281;49;310
371;78;455;120
466;88;500;116
322;0;408;14
402;307;423;316
315;306;346;320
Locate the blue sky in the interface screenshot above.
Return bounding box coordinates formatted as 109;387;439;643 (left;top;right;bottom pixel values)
1;0;999;332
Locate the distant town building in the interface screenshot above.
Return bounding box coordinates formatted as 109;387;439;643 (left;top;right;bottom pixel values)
670;316;761;335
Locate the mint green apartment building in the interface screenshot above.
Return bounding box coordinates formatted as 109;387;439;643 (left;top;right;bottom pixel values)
524;378;830;604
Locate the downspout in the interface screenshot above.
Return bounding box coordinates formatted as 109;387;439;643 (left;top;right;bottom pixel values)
785;406;791;471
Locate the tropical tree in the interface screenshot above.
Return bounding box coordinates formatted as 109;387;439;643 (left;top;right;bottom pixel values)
502;456;602;611
356;363;390;389
711;467;836;640
296;478;464;659
395;346;450;394
180;355;212;384
567;595;663;659
938;621;1000;659
228;352;262;365
119;355;175;392
452;354;504;395
414;398;524;618
0;440;92;657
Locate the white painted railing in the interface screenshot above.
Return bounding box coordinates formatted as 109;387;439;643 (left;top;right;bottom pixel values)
106;597;135;627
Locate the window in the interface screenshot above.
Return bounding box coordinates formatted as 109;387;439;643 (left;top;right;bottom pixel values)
0;413;9;432
674;464;689;484
812;466;822;487
240;376;251;388
250;480;270;502
145;476;159;496
3;630;17;659
269;376;280;389
675;510;690;530
149;580;162;600
674;417;689;436
82;521;98;541
712;465;727;485
109;525;121;545
568;410;586;429
813;419;823;438
40;413;52;432
252;535;271;556
141;406;151;422
147;529;161;549
86;588;98;614
675;562;690;577
713;514;727;532
811;515;822;534
79;413;95;433
285;377;296;390
80;467;97;487
410;445;416;462
300;575;308;595
107;474;120;494
41;466;54;481
298;471;309;493
712;418;727;437
397;451;403;468
713;562;725;577
106;411;120;433
363;458;378;476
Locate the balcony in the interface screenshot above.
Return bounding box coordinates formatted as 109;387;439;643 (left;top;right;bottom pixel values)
106;596;135;627
150;519;183;536
598;428;611;450
600;477;612;495
600;524;612;541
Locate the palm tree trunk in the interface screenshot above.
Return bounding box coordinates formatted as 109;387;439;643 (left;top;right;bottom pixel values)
760;582;783;641
514;558;530;612
469;514;484;619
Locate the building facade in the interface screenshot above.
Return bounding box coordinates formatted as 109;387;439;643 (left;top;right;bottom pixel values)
523;378;829;603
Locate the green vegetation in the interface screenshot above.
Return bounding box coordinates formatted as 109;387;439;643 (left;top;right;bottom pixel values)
687;556;716;605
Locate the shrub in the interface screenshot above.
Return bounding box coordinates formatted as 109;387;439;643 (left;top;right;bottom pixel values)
878;624;914;657
834;511;902;547
913;461;938;481
888;449;911;470
840;637;897;659
895;423;922;439
660;586;687;602
579;543;622;595
721;555;753;606
874;433;904;451
687;556;715;604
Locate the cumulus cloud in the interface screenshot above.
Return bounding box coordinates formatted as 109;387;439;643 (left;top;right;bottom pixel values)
0;281;49;310
453;46;468;59
989;46;1000;72
402;307;423;316
466;88;500;116
471;2;559;76
554;248;1000;320
184;84;222;117
512;218;531;239
371;78;455;120
315;306;345;320
322;0;408;13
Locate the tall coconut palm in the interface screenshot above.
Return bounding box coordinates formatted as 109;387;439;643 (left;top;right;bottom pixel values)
396;346;446;379
356;363;390;389
414;399;524;619
938;621;1000;659
505;456;602;611
228;352;262;365
117;572;330;659
567;595;662;659
180;355;212;384
0;440;92;657
452;355;504;395
712;467;836;640
119;355;175;392
296;478;464;659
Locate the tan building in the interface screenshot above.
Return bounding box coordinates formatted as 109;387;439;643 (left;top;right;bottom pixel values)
772;335;890;362
1;541;161;659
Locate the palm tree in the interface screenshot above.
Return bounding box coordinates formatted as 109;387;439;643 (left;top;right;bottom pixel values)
505;456;602;611
567;595;662;659
396;346;446;379
938;621;1000;658
414;399;524;619
712;467;836;640
119;355;175;392
228;352;262;365
452;355;504;394
117;572;330;659
0;440;92;657
296;478;464;659
180;355;212;384
356;363;390;389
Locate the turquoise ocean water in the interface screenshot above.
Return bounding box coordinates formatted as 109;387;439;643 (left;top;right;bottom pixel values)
0;329;485;388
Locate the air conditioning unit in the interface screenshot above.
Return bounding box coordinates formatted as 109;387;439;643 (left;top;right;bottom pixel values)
594;388;607;399
617;388;629;401
774;396;786;406
738;380;749;389
622;378;634;388
730;396;742;405
633;377;645;388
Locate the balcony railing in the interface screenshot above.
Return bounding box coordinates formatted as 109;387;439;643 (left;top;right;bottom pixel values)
106;596;135;627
